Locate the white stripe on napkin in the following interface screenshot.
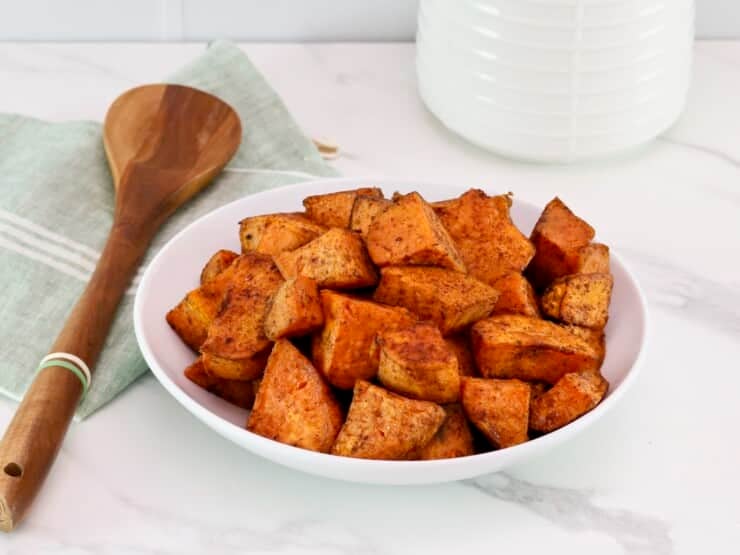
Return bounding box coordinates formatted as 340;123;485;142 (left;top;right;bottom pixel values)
0;235;90;282
0;208;101;260
223;167;323;180
0;222;97;272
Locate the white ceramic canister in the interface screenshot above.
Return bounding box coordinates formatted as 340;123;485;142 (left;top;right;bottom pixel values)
416;0;695;162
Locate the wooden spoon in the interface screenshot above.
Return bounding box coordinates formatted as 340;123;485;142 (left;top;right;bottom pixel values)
0;84;242;531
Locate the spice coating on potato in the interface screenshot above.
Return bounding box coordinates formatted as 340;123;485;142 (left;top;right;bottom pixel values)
541;273;613;329
527;197;596;290
471;315;601;384
247;340;344;453
366;192;466;272
200;249;239;284
239;213;325;256
184;358;258;409
264;277;324;340
201;349;269;381
273;228;378;289
529;372;608;432
331;381;446;459
312;291;417;389
461;377;531;449
562;324;606;365
377;323;460;403
491;272;540;317
413;404;474;460
303;187;383;228
433;190;534;285
350;196;392;238
166;256;242;351
373;266;499;334
444;335;477;376
576;243;610;274
201;253;284;360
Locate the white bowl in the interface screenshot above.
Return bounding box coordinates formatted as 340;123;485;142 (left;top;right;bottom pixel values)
134;178;648;485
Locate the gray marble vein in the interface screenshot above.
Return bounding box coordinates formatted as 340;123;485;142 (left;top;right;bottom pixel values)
108;492;385;555
466;473;673;554
658;136;740;172
619;247;740;336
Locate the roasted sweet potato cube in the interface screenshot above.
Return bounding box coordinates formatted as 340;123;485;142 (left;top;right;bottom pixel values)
471;315;601;384
247;340;343;452
529;372;608;433
273;228;378;289
200;249;238;284
433;190;534;285
184;358;257;409
527;197;596;289
303;187;383;228
313;291;416;389
412;404;474;460
563;324;606;365
264;277;324;340
350;196;392;238
373;266;498;334
541;273;613;329
444;335;477;376
239;213;325;256
366;192;466;272
201;253;284;360
166;258;241;351
201;349;269;381
576;243;610;274
377;323;460;403
492;272;540;317
331;381;445;459
461;377;530;449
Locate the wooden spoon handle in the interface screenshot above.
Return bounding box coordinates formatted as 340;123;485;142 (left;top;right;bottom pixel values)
0;225;152;531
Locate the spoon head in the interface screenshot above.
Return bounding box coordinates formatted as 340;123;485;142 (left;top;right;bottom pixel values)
103;84;241;217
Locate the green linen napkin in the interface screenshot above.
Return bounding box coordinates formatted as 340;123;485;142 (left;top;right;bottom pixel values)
0;40;337;418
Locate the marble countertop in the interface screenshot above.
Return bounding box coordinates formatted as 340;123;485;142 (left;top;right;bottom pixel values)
0;42;738;554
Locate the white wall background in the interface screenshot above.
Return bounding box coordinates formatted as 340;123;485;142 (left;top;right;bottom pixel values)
0;0;736;41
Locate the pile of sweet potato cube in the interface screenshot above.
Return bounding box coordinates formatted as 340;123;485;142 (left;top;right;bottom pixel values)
167;187;613;459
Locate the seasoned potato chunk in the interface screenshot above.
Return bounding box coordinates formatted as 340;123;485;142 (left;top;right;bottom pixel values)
491;272;540;317
200;249;238;284
530;372;608;432
201;349;269;381
527;197;596;289
444;335;477;376
541;273;613;329
471;315;601;384
331;381;445;459
273;228;378;289
184;358;258;409
264;277;324;340
563;324;606;365
413;404;474;460
576;243;610;274
433;190;534;285
373;266;499;334
303;187;383;228
366;192;466;272
377;323;460;403
461;377;530;449
313;291;416;389
201;253;284;360
239;213;325;256
247;340;343;452
166;256;242;351
350;196;392;238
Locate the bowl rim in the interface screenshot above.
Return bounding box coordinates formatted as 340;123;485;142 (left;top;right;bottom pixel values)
133;177;649;484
